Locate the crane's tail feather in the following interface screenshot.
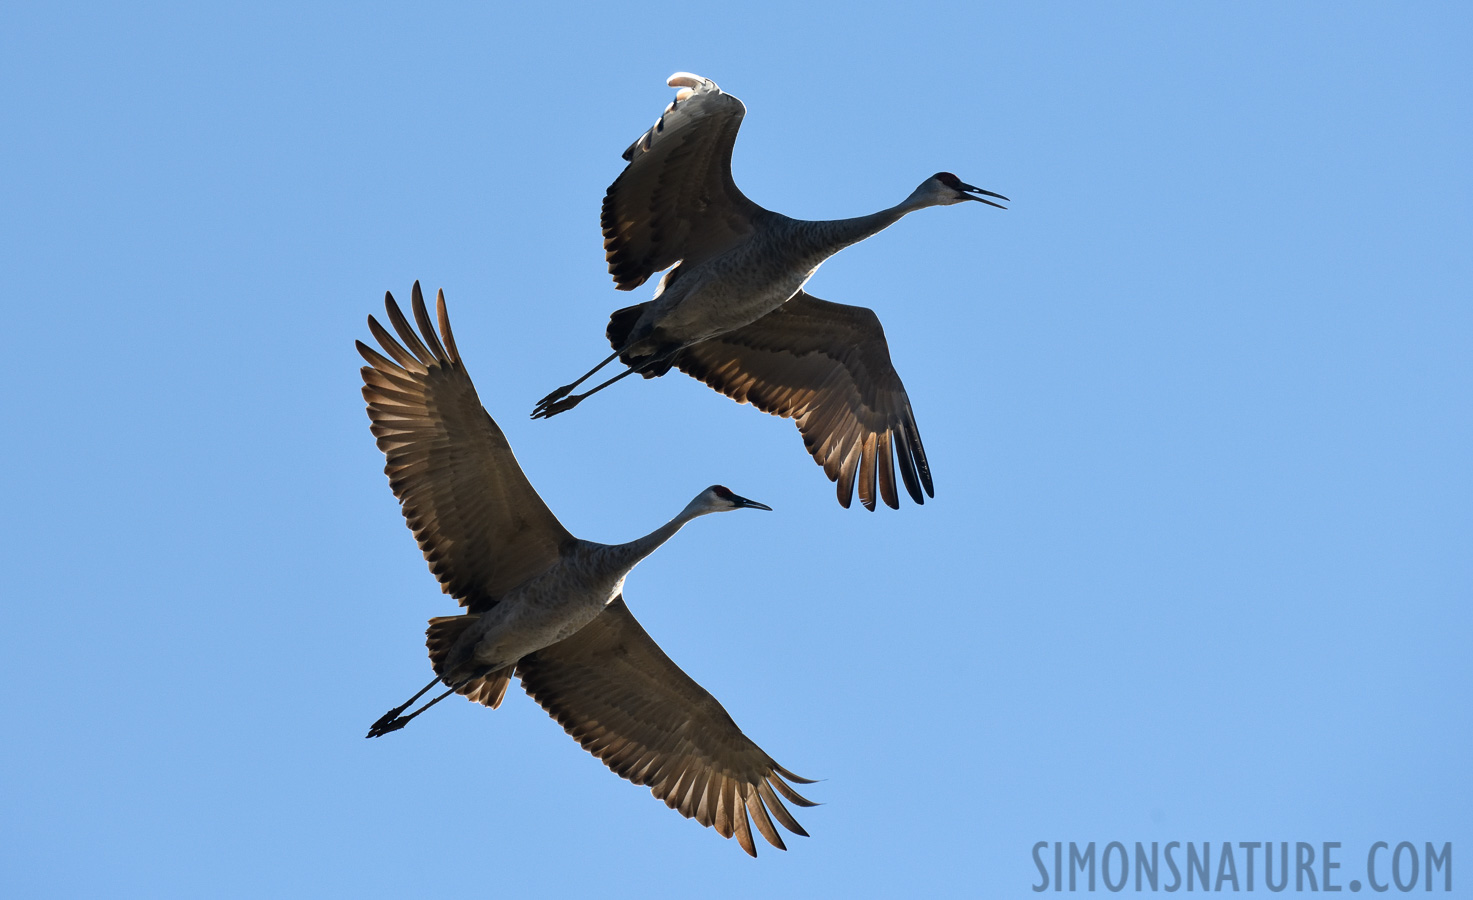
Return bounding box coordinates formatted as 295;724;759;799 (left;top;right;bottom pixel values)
459;669;513;709
425;615;514;709
606;302;678;378
605;303;646;350
426;615;478;675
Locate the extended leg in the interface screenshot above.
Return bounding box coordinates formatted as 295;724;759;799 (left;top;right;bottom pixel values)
535;351;621;409
531;351;677;419
366;677;449;738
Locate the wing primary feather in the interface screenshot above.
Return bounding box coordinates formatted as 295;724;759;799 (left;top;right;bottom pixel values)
714;777;737;838
412;286;448;362
768;773;819;808
876;431;899;510
745;787;786;850
356;341;404;374
360;382;422;407
894;420;924;504
757;779;808;836
857;431;878;512
773;764;818;786
835;442;861;509
385;285;434;365
361;363;420;393
435;290;461;363
367;315;424;372
732;791;757;857
905;419;935;498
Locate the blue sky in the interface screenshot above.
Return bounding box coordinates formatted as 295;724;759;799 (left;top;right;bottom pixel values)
2;2;1468;896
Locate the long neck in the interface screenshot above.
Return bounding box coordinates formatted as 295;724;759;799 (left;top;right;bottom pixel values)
599;501;710;575
788;193;930;258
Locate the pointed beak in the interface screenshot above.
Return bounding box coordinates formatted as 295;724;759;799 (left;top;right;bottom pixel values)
730;493;773;511
960;183;1009;209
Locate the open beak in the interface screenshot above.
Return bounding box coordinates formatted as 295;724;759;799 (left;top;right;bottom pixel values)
960;183;1009;209
731;493;773;511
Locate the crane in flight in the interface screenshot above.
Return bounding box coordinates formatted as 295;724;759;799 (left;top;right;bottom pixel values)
533;72;1007;510
360;283;816;856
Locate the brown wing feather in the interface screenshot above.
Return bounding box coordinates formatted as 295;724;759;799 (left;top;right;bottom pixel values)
516;596;814;857
359;283;574;611
601;75;761;291
673;291;934;511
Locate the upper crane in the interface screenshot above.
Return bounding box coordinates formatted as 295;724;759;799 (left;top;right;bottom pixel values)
533;73;1007;510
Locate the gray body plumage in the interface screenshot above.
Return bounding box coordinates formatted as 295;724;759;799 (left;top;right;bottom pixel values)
433;514;690;682
625;208;909;359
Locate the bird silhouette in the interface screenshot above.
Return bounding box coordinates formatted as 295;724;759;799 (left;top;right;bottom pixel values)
361;282;815;856
533;72;1007;510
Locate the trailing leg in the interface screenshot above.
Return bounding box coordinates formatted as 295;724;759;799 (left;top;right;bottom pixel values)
366;676;444;738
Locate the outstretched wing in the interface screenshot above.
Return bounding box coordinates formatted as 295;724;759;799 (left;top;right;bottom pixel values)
517;596;815;857
602;73;762;291
358;282;574;611
673;291;933;511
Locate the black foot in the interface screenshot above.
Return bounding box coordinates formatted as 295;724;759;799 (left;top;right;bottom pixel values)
531;394;582;419
366;716;411;738
366;704;411;739
536;384;573;407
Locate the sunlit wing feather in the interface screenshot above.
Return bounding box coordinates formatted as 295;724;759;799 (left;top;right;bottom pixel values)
516;596;815;857
358;282;574;611
601;73;761;291
672;291;933;510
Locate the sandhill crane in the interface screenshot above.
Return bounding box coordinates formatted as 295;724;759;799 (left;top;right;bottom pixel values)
533;72;1007;510
359;283;815;856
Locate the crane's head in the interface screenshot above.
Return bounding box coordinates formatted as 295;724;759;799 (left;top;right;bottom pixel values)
919;172;1009;209
689;485;774;515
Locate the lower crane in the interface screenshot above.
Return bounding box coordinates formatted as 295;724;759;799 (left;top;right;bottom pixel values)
358;283;815;856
